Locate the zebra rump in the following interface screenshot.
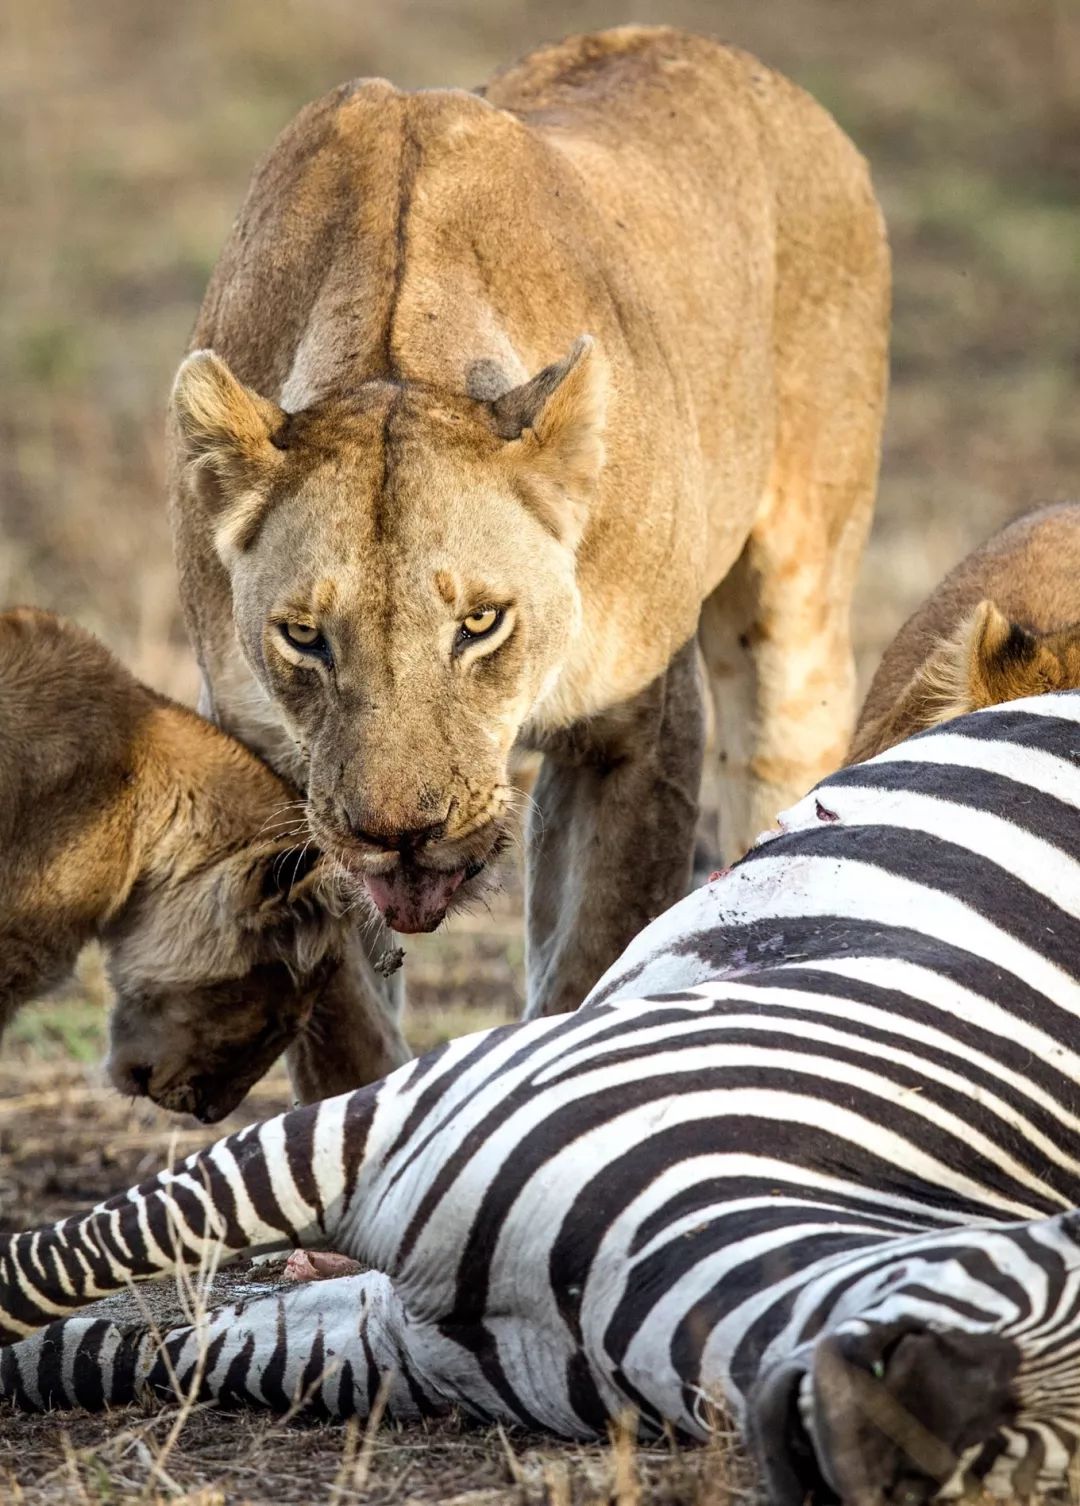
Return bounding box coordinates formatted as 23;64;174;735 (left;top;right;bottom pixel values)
3;693;1080;1505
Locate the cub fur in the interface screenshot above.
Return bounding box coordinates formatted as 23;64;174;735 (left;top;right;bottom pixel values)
851;502;1080;762
0;608;362;1122
168;26;889;1027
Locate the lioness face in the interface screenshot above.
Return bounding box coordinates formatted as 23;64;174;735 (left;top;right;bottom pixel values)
176;342;605;932
105;842;338;1121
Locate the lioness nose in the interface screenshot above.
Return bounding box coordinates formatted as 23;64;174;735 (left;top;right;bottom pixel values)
349;817;447;853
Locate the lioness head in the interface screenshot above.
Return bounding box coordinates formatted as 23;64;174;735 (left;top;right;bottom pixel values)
172;340;606;931
916;599;1080;727
105;839;339;1122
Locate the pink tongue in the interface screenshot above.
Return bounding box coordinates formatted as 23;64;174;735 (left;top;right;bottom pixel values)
364;865;466;934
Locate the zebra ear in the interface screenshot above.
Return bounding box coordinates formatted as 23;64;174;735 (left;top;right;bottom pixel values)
808;1321;1020;1505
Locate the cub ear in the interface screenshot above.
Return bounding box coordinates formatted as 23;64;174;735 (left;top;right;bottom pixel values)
227;841;337;975
957;598;1047;710
914;599;1042;726
241;841;327;928
493;336;606;544
171;350;288;559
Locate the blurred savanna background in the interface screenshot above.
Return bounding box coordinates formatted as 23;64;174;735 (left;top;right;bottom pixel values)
1;0;1079;1499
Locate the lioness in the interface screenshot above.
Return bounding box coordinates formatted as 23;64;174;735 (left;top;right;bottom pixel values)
0;607;394;1121
168;26;889;1035
851;501;1080;762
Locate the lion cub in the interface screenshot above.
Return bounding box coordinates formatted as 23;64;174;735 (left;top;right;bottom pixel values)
852;502;1080;762
0;608;342;1122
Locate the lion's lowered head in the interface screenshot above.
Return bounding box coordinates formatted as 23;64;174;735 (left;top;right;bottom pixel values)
171;340;607;932
104;830;342;1123
851;598;1080;765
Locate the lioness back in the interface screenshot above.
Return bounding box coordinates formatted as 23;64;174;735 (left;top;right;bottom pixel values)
851;501;1080;762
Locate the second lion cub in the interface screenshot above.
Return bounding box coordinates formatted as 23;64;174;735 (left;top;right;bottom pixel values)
852;502;1080;762
0;608;345;1122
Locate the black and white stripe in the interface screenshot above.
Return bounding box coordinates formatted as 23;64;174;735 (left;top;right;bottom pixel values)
3;693;1080;1502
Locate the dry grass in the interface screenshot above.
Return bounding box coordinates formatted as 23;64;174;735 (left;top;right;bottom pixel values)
1;1404;754;1506
2;0;1079;1499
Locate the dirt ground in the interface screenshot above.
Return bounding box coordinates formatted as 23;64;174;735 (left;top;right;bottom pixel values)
2;0;1079;1500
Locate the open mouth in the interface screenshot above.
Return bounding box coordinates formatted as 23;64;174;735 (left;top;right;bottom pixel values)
362;857;486;934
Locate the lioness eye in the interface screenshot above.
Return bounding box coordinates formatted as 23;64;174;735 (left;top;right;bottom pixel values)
460;607;501;640
280;622;332;663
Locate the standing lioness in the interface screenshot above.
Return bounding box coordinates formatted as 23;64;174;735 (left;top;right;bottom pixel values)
169;26;889;1043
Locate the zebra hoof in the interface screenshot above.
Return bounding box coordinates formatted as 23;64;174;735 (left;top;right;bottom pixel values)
749;1319;1020;1505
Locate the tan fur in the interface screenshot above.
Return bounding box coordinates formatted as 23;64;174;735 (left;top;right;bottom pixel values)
167;27;889;1023
851;502;1080;763
0;609;406;1121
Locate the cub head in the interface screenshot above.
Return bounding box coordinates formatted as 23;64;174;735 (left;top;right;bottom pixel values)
171;339;606;932
916;599;1080;726
105;838;340;1123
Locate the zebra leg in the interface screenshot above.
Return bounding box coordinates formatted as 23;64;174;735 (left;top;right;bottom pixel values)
0;1087;381;1343
0;1271;446;1418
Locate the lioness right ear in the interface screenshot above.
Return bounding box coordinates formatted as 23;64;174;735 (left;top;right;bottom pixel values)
171;351;287;558
493;336;606;545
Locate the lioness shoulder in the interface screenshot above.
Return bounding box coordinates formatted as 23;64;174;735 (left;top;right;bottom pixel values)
851;502;1080;762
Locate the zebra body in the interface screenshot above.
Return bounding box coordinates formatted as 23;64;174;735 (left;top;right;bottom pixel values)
4;696;1080;1503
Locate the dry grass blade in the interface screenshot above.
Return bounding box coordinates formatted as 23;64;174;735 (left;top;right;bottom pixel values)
337;1370;396;1497
609;1412;640;1506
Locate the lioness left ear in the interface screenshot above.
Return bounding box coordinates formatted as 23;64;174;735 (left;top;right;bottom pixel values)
493;336;606;544
171;350;288;560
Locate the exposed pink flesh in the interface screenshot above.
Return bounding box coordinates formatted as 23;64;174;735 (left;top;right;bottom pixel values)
283;1250;363;1283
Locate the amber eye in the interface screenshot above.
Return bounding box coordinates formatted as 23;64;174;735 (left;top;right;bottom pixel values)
280;622;332;664
460;607;501;640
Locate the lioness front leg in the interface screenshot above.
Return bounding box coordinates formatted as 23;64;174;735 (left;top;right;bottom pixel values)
286;932;408;1103
524;638;706;1018
700;510;866;863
